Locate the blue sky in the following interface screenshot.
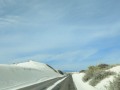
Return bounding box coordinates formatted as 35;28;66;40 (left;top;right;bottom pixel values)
0;0;120;71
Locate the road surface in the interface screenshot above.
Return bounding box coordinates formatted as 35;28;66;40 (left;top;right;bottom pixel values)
52;74;76;90
18;74;77;90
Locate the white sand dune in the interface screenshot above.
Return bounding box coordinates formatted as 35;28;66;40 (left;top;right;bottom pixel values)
95;65;120;90
73;65;120;90
0;61;120;90
0;60;61;90
72;73;97;90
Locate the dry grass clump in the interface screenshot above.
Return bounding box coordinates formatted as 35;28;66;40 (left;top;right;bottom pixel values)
82;64;116;86
108;75;120;90
83;64;110;82
79;70;86;73
89;71;115;86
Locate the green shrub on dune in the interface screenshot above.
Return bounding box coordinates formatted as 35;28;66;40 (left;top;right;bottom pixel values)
82;66;98;82
82;63;115;86
89;71;115;86
108;75;120;90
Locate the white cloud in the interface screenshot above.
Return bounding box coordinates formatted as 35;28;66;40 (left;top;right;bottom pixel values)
0;15;21;26
0;0;120;70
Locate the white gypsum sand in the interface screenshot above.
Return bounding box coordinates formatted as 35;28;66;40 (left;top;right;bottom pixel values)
0;60;62;90
72;73;97;90
95;65;120;90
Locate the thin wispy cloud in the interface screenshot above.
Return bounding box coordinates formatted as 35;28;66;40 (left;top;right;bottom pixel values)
0;0;120;70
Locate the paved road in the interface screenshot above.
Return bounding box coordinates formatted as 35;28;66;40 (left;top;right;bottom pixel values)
18;77;64;90
18;74;76;90
52;74;77;90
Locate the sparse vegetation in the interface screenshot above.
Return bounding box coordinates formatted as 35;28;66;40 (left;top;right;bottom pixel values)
89;71;115;86
108;75;120;90
97;64;109;69
82;63;115;85
46;64;57;72
82;66;97;82
79;70;86;73
57;70;64;75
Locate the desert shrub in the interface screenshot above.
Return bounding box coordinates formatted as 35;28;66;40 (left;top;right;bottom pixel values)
79;70;86;73
82;70;93;82
89;71;115;86
97;64;109;69
57;70;64;75
83;66;100;82
82;64;112;82
108;75;120;90
46;64;57;72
